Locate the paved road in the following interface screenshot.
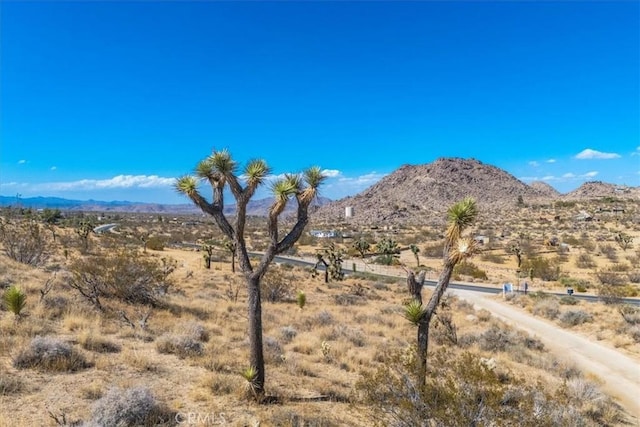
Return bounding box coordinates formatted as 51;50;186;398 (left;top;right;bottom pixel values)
93;223;118;234
272;254;640;306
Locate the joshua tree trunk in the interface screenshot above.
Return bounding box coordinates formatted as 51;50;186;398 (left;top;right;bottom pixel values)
247;274;265;392
416;265;454;389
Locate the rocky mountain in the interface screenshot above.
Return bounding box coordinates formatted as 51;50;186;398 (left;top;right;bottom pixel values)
529;181;561;198
313;158;564;226
563;181;640;200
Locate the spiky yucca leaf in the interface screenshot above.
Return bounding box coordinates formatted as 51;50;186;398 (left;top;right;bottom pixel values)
3;286;26;316
195;158;215;180
445;197;478;243
175;176;198;197
448;236;480;265
304;166;326;189
299;166;326;204
241;365;258;382
403;299;427;325
240;365;260;398
209;149;237;176
244;159;270;189
270;176;298;216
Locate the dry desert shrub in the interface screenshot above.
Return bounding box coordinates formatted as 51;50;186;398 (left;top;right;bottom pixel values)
0;220;50;266
0;372;24;395
156;334;203;358
559;310;593;327
156;321;209;358
474;324;545;353
280;325;298;343
77;330;121;353
88;386;175;427
13;336;91;372
532;298;561;320
67;248;175;310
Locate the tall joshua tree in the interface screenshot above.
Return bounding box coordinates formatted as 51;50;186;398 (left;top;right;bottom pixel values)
404;197;479;389
176;149;325;399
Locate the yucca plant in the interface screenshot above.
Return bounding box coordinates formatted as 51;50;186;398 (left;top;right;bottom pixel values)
241;366;260;400
3;286;27;317
296;290;306;310
403;300;427;325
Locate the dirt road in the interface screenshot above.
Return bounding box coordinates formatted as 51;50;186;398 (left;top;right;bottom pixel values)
451;289;640;420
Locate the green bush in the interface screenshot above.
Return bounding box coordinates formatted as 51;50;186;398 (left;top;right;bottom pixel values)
146;236;165;251
521;257;560;281
559;277;590;293
453;261;488;280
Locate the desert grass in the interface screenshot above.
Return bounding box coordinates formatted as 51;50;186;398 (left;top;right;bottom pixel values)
0;207;637;425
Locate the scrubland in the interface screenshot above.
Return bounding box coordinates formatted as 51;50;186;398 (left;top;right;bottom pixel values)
0;200;638;426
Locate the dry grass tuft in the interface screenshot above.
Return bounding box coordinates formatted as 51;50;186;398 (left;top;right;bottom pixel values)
13;336;91;372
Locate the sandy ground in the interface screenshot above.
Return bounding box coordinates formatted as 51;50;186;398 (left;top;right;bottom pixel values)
286;254;640;420
449;289;640;420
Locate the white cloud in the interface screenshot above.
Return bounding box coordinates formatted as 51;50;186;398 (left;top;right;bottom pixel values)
562;173;575;178
546;159;556;163
18;160;26;164
36;175;175;191
321;169;341;178
583;171;598;178
632;147;640;156
528;161;539;167
50;166;57;171
542;175;555;181
575;148;621;160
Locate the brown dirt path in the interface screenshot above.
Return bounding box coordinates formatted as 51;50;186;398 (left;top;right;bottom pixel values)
451;289;640;421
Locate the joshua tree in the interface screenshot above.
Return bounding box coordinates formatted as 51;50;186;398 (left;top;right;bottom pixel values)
75;219;94;252
404;197;479;389
615;232;633;251
376;237;400;265
222;238;237;272
176;149;325;399
353;237;371;260
410;244;420;267
201;242;215;269
312;243;344;283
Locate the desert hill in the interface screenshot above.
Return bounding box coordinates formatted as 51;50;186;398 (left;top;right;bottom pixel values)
312;158;638;226
529;181;561;198
563;181;640;200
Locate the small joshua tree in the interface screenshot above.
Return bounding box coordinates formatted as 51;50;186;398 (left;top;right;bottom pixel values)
404;197;479;388
410;244;421;267
312;243;344;283
615;232;633;251
3;286;27;317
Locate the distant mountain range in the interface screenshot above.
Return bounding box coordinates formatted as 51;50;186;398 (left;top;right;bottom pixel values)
0;195;332;216
2;158;637;222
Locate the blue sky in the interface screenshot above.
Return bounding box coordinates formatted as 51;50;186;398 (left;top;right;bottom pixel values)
1;1;638;204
